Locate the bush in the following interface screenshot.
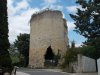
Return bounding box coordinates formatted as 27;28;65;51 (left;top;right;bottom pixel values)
61;48;78;69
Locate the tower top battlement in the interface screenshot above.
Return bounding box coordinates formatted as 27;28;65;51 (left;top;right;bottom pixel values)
30;9;63;22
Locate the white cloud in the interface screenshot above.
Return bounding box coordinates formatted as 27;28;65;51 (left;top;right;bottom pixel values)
8;0;39;43
42;0;63;10
75;43;82;47
50;5;63;10
8;0;30;15
43;0;58;4
69;42;82;47
42;5;63;11
67;21;76;31
7;0;15;15
15;0;29;11
62;13;65;18
66;5;82;13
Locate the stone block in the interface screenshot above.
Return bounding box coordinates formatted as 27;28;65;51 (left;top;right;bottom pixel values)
97;58;100;75
82;56;96;72
77;54;96;73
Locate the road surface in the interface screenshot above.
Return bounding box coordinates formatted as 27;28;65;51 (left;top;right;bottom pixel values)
16;68;97;75
16;68;69;75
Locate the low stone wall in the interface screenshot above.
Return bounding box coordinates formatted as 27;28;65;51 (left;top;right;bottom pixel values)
70;54;96;73
97;58;100;75
78;54;96;72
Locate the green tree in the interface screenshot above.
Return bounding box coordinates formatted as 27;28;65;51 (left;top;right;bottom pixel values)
70;0;100;58
70;0;100;71
79;45;97;59
0;0;12;73
14;33;30;67
9;44;20;65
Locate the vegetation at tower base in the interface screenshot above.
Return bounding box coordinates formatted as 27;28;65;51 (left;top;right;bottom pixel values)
14;33;30;67
0;0;13;74
61;41;78;70
70;0;100;71
61;41;97;72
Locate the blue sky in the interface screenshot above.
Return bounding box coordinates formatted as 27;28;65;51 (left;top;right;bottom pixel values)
7;0;86;47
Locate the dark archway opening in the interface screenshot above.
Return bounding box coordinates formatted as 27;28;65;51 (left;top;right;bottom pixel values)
44;46;55;67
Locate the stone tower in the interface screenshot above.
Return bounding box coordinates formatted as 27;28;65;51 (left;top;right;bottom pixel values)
29;10;68;68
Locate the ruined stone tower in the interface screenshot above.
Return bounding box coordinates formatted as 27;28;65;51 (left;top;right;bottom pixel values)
29;10;68;68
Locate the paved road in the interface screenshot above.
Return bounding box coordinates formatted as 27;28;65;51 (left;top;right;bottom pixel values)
17;68;70;75
24;71;69;75
16;68;97;75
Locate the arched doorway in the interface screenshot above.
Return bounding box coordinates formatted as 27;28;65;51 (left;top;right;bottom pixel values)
44;46;55;67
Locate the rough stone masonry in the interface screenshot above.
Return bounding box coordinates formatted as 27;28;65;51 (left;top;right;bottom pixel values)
29;10;68;68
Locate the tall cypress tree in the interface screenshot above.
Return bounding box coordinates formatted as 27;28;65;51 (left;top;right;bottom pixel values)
0;0;12;73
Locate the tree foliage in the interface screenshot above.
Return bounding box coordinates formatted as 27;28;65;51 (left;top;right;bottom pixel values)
14;33;30;67
62;42;78;68
9;44;20;65
0;0;12;73
79;45;99;59
70;0;100;59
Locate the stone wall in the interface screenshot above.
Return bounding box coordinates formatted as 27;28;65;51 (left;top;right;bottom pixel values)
97;58;100;75
69;54;96;73
29;10;68;68
77;54;96;72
